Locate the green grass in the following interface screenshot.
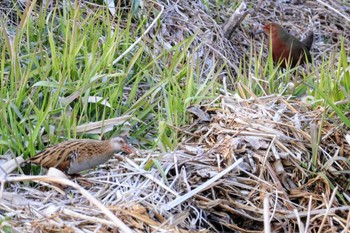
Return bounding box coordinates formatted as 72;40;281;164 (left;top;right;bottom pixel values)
0;1;221;158
0;0;349;162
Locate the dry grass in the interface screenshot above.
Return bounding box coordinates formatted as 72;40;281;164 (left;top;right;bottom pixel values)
3;94;350;232
0;0;349;232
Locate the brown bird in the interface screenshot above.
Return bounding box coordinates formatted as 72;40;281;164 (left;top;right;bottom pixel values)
28;137;135;174
259;22;313;68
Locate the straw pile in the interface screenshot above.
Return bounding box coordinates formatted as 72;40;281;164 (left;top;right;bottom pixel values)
2;94;349;232
0;0;349;232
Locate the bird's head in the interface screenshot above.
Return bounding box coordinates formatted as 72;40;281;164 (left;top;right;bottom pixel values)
262;23;282;37
110;137;135;154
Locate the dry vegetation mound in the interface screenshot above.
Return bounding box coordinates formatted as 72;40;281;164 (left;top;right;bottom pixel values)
4;94;349;232
1;0;349;232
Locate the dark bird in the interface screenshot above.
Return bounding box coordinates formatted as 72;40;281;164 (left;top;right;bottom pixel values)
258;22;313;68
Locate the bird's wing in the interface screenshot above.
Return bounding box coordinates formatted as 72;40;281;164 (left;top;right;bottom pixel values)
28;140;85;171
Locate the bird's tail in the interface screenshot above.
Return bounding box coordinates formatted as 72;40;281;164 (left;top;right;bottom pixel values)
302;31;314;51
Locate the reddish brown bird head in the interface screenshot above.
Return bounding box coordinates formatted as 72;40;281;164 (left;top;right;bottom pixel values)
262;23;281;38
260;22;313;68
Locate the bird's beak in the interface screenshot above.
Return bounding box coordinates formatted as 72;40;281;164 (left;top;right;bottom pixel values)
256;29;265;35
123;143;136;154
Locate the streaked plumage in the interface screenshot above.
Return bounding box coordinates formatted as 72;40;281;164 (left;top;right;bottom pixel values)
28;137;135;174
